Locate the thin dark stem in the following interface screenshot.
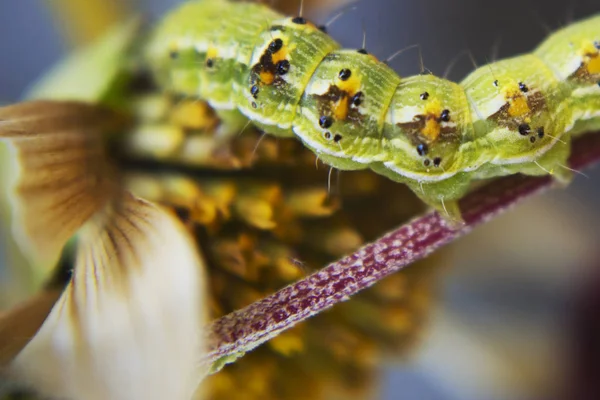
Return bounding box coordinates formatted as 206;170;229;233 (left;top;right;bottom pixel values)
202;131;600;367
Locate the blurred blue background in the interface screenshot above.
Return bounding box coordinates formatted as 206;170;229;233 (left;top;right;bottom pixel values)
1;0;599;399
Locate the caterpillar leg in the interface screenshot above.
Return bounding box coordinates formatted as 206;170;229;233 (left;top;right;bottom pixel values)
570;113;600;138
544;137;574;188
214;109;251;139
370;163;470;226
519;135;574;188
404;174;472;227
427;197;463;227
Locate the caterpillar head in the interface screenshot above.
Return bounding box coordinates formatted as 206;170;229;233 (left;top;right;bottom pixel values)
293;49;401;170
380;75;467;182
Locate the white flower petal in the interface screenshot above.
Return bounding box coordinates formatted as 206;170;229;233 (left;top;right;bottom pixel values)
10;192;208;400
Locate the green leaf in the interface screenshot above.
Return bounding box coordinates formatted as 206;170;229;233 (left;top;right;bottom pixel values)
25;16;142;106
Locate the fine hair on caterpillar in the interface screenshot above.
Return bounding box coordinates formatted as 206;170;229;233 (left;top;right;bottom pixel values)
144;0;600;223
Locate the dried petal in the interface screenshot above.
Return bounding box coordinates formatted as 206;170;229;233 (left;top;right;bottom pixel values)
234;196;277;230
304;225;363;257
125;124;186;159
0;290;62;367
169;99;219;131
0;101;124;272
285;188;339;217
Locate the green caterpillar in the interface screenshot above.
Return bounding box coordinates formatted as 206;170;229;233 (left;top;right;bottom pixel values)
144;0;600;222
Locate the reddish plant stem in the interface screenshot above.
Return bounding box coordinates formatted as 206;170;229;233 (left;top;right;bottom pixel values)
203;131;600;366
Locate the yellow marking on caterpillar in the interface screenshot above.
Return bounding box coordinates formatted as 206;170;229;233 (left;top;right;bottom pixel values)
333;74;361;120
337;73;360;93
207;46;218;60
580;41;600;74
588;54;600;74
580;41;597;55
259;38;293;85
508;96;530;117
422;119;440;141
333;96;350;120
260;71;275;84
272;43;290;64
503;84;530;117
422;99;443;141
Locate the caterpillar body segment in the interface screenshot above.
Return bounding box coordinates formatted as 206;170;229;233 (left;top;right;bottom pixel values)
146;1;281;129
145;0;600;222
535;15;600;136
295;49;402;169
244;17;340;137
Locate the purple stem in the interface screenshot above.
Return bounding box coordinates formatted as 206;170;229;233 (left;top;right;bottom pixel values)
202;131;600;366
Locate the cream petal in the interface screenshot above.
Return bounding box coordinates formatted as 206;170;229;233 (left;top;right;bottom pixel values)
0;100;124;273
10;192;208;400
